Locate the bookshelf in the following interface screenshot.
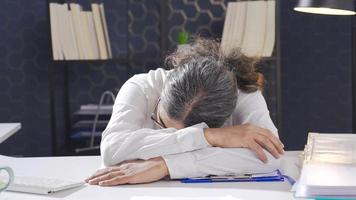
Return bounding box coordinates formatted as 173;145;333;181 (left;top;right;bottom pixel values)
49;2;112;60
47;0;168;155
47;0;113;155
47;0;281;155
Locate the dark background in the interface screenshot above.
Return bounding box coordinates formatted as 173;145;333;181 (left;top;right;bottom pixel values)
0;0;353;156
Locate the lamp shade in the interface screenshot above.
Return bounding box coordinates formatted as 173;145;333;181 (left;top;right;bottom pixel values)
294;0;356;15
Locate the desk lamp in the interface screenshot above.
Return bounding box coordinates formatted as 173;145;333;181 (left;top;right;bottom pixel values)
294;0;355;15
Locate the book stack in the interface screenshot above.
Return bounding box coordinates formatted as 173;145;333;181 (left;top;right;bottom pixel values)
71;104;113;140
294;132;356;198
221;0;275;57
49;3;112;60
75;104;113;115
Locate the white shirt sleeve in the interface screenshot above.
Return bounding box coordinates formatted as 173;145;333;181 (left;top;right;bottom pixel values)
162;90;280;179
100;77;211;166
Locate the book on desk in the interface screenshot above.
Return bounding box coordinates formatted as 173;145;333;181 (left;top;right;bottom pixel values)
294;132;356;198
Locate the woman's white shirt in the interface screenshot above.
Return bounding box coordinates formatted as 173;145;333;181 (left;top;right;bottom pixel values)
100;68;279;179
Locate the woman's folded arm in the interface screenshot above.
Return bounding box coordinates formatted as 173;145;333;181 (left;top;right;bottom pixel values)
100;80;211;166
163;147;280;179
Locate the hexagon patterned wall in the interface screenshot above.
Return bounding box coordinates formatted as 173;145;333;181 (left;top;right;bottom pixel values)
168;0;229;48
0;0;52;156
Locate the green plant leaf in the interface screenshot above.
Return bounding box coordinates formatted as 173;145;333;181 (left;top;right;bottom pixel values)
177;31;189;44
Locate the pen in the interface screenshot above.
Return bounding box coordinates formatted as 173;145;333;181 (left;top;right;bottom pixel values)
315;198;354;200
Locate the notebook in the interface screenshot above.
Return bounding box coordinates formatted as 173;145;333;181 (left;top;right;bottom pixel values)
294;132;356;198
6;176;84;195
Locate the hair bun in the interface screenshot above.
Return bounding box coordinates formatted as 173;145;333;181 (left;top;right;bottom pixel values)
164;36;265;92
224;50;264;92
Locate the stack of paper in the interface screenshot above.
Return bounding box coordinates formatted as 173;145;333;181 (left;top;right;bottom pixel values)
294;133;356;198
49;3;112;60
221;0;275;57
295;163;356;197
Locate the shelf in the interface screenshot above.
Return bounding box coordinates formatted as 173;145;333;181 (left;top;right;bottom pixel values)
72;120;109;129
52;57;162;64
70;131;102;139
261;56;277;62
51;54;276;64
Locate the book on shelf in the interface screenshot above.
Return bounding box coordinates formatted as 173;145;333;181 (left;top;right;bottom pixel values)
72;120;109;129
221;0;275;57
80;11;92;59
240;1;267;57
99;3;112;59
262;0;276;57
80;104;113;111
293;132;356;198
87;11;100;60
92;4;109;59
73;104;113;116
49;2;112;60
58;3;79;60
69;3;85;59
49;3;61;60
70;131;103;139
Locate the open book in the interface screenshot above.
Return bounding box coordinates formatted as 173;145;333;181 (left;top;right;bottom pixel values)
294;132;356;198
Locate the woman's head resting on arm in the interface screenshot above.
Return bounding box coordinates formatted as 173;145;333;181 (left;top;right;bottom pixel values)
160;56;237;129
157;37;264;129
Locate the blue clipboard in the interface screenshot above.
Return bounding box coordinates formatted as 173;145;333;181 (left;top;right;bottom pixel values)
180;170;285;183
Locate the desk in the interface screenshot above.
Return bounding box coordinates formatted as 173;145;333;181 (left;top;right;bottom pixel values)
0;123;21;144
0;151;301;200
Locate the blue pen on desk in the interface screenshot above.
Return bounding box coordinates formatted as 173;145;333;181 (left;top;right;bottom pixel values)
282;175;296;185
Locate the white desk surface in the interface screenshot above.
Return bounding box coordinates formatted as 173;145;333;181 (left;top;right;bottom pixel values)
0;151;302;200
0;123;21;144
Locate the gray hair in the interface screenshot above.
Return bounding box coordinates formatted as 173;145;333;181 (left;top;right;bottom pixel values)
161;56;237;128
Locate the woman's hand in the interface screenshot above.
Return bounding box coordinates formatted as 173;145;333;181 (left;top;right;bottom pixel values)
85;157;169;186
204;123;284;163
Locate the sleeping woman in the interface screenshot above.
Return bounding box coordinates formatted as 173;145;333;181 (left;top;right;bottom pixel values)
86;38;284;186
